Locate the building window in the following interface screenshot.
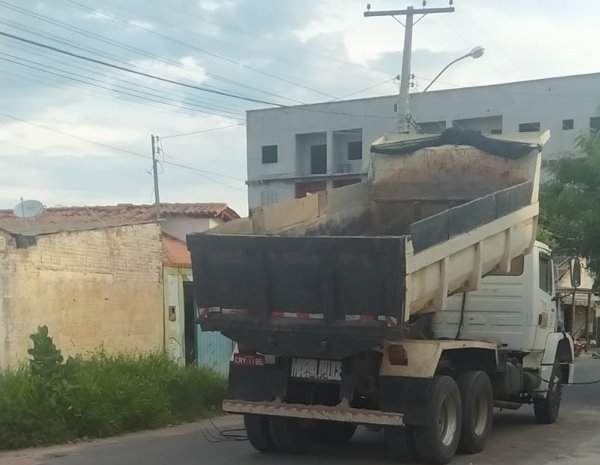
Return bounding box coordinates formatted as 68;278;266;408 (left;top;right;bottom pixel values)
261;191;278;206
519;122;540;133
310;144;327;174
490;129;502;135
347;141;362;160
590;117;600;131
261;145;278;164
562;119;574;130
418;120;447;134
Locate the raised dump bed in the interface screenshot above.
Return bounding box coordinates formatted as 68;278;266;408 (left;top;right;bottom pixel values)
187;129;547;359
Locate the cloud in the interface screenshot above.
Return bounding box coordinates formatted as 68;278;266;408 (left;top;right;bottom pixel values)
2;0;599;217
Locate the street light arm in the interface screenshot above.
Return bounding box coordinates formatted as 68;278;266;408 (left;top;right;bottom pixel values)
422;53;469;92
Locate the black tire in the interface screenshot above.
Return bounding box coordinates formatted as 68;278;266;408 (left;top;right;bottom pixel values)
269;416;312;454
456;371;493;454
385;425;418;463
244;414;276;453
533;361;562;424
310;421;357;444
414;375;462;465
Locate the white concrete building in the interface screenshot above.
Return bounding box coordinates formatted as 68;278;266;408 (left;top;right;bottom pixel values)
246;72;600;209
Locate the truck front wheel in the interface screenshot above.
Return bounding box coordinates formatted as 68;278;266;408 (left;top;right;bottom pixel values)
533;361;562;424
414;375;462;465
456;371;493;453
269;417;312;454
244;414;276;453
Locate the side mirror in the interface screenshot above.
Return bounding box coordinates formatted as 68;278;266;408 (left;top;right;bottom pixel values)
570;257;581;288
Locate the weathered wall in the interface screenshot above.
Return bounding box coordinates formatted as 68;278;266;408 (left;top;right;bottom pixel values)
0;223;163;368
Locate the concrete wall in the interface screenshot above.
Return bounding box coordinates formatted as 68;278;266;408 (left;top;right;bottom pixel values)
247;73;600;209
0;223;163;368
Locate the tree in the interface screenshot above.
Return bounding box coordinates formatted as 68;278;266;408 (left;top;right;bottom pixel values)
540;131;600;277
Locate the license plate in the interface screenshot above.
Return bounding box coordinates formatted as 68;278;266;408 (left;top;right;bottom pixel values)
233;354;265;367
290;358;342;381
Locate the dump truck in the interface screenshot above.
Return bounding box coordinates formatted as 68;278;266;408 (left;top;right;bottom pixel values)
187;129;574;465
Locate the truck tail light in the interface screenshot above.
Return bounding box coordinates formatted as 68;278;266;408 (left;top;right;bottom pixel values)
388;344;408;366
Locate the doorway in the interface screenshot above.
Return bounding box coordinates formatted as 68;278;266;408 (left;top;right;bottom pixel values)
183;281;196;366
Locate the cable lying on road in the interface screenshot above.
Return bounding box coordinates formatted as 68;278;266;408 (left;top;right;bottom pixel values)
201;418;247;443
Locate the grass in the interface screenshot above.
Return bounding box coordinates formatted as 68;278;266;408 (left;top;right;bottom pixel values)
0;327;226;450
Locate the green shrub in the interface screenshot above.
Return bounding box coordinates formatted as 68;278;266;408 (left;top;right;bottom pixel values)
0;327;226;449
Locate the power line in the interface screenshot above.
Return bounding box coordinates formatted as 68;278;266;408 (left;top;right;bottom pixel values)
0;31;282;107
142;0;379;77
0;50;246;120
160;123;246;140
0;112;246;187
58;0;331;100
334;77;396;100
0;1;303;105
0;55;246;120
2;38;248;118
0;32;406;121
1;66;242;125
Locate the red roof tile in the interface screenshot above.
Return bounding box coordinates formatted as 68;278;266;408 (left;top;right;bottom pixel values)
162;234;191;268
0;202;239;235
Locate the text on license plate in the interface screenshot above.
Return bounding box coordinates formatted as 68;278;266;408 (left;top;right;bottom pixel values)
290;358;342;381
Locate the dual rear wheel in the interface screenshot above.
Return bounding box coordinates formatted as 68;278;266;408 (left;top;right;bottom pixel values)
385;371;493;465
244;415;356;454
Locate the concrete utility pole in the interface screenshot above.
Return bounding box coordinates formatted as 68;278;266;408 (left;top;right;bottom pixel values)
364;2;455;133
151;134;161;221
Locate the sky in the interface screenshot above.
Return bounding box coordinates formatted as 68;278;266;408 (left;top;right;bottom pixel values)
0;0;599;216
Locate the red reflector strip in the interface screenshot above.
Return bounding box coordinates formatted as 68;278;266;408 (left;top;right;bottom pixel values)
270;312;324;320
222;308;248;316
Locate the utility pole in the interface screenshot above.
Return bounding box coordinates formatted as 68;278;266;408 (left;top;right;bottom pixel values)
364;2;455;133
151;134;161;222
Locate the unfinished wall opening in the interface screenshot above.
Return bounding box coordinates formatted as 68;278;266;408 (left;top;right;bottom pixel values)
295;132;326;176
452;115;503;135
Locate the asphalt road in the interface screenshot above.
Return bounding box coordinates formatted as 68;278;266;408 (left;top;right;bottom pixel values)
3;358;600;465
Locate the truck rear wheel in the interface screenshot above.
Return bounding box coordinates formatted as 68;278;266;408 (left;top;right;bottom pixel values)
269;417;312;454
310;421;357;444
385;425;418;463
414;375;462;465
244;414;276;453
456;371;493;454
534;361;562;424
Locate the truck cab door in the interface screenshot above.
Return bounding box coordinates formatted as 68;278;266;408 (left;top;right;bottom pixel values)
533;251;556;349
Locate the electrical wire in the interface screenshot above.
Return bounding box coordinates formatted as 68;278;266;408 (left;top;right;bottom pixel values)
455;292;467;340
0;31;405;121
1;38;248;119
1;66;239;124
58;0;333;100
0;31;282;107
0;1;307;105
160;123;246;140
0;53;246;120
0;112;245;188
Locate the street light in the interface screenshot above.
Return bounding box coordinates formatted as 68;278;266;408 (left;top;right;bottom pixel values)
422;46;485;92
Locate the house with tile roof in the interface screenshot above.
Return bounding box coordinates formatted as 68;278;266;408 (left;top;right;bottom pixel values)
0;202;239;371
